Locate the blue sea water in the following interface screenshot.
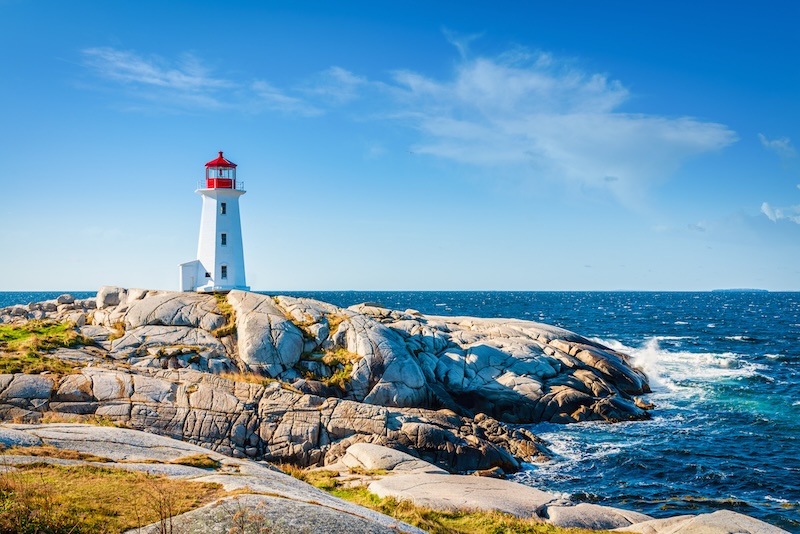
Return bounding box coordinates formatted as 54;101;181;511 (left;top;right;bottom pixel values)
2;290;798;531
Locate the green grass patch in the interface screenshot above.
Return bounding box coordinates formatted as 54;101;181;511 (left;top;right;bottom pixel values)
0;462;226;533
315;348;360;390
0;321;94;374
170;454;221;469
0;352;81;375
0;321;94;354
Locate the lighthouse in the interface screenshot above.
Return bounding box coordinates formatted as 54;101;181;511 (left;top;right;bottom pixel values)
179;151;249;293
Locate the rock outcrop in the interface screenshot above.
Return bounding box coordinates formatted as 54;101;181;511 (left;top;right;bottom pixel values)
0;286;650;472
0;367;543;472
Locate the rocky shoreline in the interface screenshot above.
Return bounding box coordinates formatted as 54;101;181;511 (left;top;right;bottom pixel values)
0;287;788;532
0;286;653;472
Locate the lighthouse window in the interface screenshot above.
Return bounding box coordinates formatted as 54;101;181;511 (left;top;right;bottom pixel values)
221;265;228;279
221;233;227;246
220;202;227;215
204;272;211;278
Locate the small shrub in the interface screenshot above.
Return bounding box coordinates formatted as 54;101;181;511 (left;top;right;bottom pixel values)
297;348;359;390
108;321;126;341
212;294;237;338
325;313;346;336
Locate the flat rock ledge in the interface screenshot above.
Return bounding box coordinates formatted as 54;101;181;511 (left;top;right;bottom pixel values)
340;444;789;534
0;423;423;533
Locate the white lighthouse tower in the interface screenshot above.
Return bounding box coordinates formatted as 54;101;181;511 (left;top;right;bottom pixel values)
179;151;249;293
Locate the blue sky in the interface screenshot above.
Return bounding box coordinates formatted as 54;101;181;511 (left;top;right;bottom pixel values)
1;1;799;291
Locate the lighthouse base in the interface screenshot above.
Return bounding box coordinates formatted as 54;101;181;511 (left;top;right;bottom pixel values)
179;260;250;293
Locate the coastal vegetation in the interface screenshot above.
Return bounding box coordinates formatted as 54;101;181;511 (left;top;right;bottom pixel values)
211;293;237;338
296;347;360;390
0;321;93;374
0;461;225;533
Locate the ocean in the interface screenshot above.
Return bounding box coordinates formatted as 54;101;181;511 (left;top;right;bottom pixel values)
2;290;798;531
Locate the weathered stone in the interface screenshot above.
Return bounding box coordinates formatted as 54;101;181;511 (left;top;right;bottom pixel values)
342;443;447;474
544;503;652;530
228;291;305;377
615;510;790;533
56;294;75;305
133;493;419;534
120;292;225;332
369;473;557;517
97;286;126;309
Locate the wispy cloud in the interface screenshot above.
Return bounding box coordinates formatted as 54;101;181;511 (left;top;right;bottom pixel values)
442;27;484;59
381;49;736;205
81;47;315;115
758;133;796;158
83;47;232;91
761;201;800;224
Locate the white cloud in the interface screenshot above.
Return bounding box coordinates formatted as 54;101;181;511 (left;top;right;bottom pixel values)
761;201;800;224
382;51;736;205
758;133;796;158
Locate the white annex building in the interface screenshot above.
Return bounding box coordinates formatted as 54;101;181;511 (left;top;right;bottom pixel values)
179;151;249;293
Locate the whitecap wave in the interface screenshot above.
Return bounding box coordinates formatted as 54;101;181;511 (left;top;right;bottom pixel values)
591;337;768;399
765;495;792;504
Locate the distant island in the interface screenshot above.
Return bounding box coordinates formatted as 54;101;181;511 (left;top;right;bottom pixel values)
711;288;769;293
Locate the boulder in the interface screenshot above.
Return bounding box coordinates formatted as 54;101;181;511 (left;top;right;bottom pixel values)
341;443;447;474
56;294;75;305
368;473;557;517
544;502;652;530
97;286;126;309
122;292;226;331
227;291;305;377
614;510;790;533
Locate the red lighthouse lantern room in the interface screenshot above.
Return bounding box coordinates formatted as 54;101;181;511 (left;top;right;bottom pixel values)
205;151;237;189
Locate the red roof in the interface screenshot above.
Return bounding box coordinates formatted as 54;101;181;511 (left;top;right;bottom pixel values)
205;151;237;168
